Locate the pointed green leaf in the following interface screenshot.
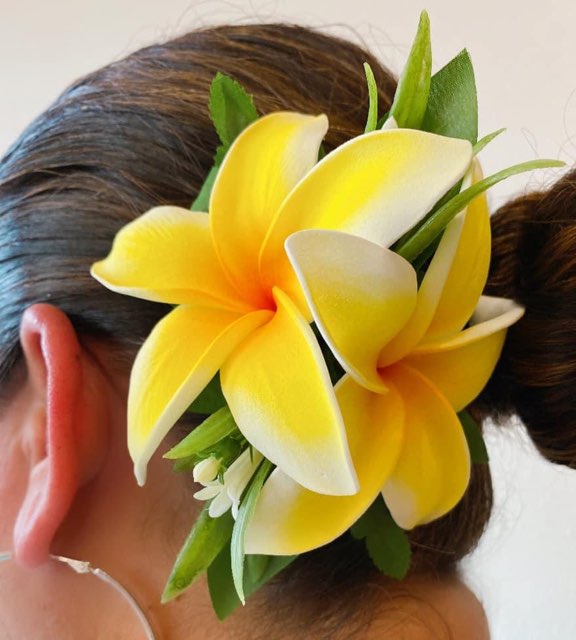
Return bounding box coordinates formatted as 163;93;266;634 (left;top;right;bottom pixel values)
190;74;258;212
164;406;239;460
162;506;234;603
388;10;432;129
351;499;411;580
188;372;227;414
231;459;273;603
209;72;259;149
214;144;227;165
172;455;197;473
473;128;506;156
396;158;565;262
422;49;478;144
459;410;489;464
190;165;219;212
376;111;389;129
208;546;297;620
363;63;379;133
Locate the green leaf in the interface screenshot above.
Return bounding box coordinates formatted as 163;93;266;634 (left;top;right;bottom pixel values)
388;10;432;129
164;406;238;460
412;235;441;277
172;455;197;473
393;177;462;254
376;111;389;129
187;372;227;414
190;164;219;212
395;158;565;262
459;410;489;464
422;49;478;144
190;74;258;212
351;499;411;580
162;507;234;603
208;545;297;620
363;63;379;133
231;459;273;603
209;72;259;149
473;128;506;156
214;144;227;165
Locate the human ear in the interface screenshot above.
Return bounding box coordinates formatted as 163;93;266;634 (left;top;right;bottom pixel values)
12;304;109;568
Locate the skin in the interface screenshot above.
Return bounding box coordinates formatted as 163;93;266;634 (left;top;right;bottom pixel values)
0;304;489;639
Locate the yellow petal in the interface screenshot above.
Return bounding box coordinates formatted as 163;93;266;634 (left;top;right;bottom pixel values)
425;160;491;341
405;296;524;411
415;296;525;353
378;163;488;366
261;129;472;294
381;364;470;529
91;206;245;310
245;375;404;555
286;230;417;392
129;306;272;485
221;287;357;496
210;112;328;306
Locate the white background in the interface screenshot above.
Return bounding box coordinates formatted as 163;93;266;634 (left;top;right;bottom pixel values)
2;1;576;638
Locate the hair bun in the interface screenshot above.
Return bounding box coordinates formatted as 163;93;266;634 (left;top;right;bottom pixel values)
479;175;576;468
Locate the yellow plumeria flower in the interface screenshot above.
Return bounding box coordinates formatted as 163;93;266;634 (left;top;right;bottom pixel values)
245;163;524;555
91;111;472;494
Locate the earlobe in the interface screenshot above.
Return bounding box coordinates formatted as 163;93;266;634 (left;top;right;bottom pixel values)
13;304;108;568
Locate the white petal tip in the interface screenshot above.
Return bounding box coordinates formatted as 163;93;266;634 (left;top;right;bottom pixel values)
315;113;329;129
134;463;147;487
90;263;106;286
382;484;419;530
381;115;398;130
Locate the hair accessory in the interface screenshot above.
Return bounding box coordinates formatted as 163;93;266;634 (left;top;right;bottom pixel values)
91;11;562;619
0;552;157;639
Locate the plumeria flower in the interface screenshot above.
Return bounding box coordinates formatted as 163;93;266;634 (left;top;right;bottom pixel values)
91;111;472;495
245;163;524;555
194;449;263;519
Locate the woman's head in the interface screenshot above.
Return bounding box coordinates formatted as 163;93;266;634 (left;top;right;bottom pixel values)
0;22;572;639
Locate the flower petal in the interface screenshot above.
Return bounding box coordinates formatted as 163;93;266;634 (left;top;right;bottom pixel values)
424;160;491;341
221;287;358;496
405;296;524;411
286;230;417;392
381;364;470;529
194;484;221;500
245;375;404;555
210;112;328;305
129;306;272;485
225;449;263;507
91;206;244;310
209;491;233;518
415;296;525;353
261;129;472;294
378;162;489;366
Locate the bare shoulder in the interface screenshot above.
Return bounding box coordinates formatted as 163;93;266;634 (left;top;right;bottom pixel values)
366;574;490;640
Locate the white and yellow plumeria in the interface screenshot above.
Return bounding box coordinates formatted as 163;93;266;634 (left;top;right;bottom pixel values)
91;111;473;499
245;162;524;555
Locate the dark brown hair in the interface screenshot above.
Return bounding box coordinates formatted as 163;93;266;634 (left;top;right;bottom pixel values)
481;184;576;468
0;22;573;636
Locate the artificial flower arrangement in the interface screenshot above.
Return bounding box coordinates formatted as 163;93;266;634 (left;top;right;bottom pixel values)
91;11;561;618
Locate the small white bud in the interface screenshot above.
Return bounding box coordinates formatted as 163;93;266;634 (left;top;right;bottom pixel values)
193;457;220;484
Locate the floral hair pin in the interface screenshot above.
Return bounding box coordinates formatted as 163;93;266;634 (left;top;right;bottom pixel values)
91;11;562;619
